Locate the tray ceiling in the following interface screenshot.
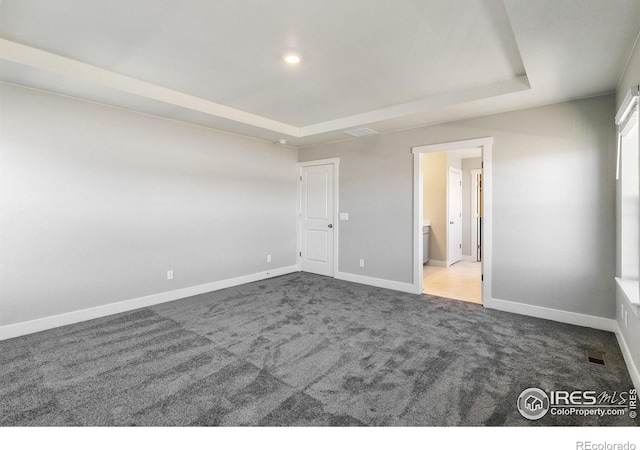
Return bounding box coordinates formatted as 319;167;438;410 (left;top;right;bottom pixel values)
0;0;638;147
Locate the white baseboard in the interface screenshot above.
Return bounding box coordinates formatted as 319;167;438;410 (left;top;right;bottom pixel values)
0;265;299;341
484;297;616;332
426;260;447;268
614;322;640;391
335;271;418;294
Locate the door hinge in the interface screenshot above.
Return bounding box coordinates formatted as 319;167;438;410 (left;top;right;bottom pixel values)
459;244;461;249
300;176;302;181
299;252;302;257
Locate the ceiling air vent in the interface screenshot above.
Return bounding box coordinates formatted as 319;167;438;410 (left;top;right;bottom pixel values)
343;127;378;138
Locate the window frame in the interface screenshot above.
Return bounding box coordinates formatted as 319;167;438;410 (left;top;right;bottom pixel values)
615;86;640;317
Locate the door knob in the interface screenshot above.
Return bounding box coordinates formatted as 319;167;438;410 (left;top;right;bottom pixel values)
328;224;333;228
449;221;454;224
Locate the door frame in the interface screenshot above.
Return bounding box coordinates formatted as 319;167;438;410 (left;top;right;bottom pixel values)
412;137;493;304
470;168;482;262
446;166;463;267
297;158;340;277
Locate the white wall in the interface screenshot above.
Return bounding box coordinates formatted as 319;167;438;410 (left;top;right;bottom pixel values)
615;28;640;387
299;95;616;318
447;153;462;171
0;83;298;327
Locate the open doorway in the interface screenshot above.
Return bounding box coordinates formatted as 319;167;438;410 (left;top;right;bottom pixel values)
412;137;493;306
421;149;481;304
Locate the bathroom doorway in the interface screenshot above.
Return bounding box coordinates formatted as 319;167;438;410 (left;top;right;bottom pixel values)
411;137;493;305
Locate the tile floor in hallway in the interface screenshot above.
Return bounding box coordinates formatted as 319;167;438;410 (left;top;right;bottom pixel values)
423;260;482;304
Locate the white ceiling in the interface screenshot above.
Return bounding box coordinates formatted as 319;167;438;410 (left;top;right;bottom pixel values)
0;0;638;147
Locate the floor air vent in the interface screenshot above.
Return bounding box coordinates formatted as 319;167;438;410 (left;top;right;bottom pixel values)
585;350;606;366
343;127;378;137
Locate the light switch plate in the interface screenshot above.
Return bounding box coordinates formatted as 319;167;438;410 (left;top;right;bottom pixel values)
339;213;349;220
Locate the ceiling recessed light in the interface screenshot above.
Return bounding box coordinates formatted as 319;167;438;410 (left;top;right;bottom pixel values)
283;54;301;64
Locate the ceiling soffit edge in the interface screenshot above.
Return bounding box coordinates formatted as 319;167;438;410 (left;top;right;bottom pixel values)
0;38;531;139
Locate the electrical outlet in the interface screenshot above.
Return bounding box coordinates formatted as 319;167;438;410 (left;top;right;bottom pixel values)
625;309;628;328
359;259;365;268
267;255;272;263
167;269;174;280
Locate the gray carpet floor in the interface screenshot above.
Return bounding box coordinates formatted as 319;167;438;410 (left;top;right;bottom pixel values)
0;273;637;426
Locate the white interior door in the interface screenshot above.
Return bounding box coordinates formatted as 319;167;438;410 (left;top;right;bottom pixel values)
448;167;462;265
300;164;335;276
